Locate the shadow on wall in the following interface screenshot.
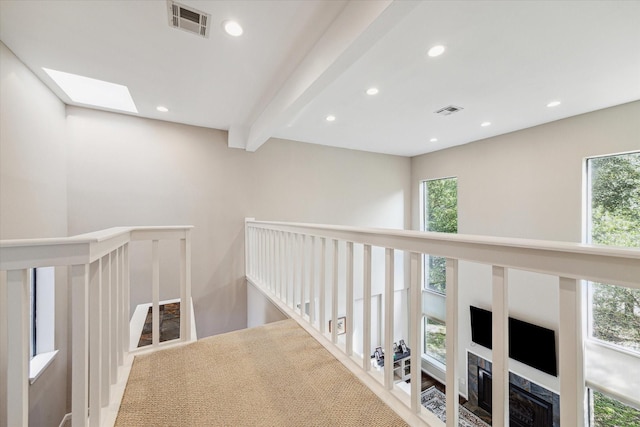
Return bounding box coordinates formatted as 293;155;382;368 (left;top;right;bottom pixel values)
194;222;248;337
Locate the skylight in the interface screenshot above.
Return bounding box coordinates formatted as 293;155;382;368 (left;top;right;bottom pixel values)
43;68;138;113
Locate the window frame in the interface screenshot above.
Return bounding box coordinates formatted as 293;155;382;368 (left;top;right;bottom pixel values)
419;176;458;370
28;266;58;384
584;151;640;355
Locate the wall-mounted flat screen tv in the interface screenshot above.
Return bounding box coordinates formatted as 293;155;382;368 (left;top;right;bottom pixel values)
469;305;558;377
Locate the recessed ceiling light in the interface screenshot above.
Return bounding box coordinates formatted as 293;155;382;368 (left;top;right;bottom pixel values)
43;68;137;113
547;100;561;107
366;87;379;95
156;106;169;112
481;121;491;127
428;45;446;57
326;115;336;122
223;20;243;37
430;138;438;142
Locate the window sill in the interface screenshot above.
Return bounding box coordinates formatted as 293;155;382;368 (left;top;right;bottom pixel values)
29;350;58;384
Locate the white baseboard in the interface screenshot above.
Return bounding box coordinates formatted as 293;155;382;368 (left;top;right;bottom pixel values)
59;413;71;427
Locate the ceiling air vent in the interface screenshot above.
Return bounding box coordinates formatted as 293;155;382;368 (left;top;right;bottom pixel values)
434;105;464;116
167;1;210;38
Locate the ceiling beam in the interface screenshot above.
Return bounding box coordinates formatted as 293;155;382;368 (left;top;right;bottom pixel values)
236;0;419;152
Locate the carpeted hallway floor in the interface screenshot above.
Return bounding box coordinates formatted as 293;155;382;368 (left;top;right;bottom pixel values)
115;319;408;426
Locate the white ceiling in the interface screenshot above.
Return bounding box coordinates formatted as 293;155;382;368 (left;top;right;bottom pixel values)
1;0;639;157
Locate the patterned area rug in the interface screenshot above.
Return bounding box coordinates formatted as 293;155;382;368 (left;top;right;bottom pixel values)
421;386;490;427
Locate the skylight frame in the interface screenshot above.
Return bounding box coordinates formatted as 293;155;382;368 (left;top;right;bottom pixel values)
43;68;138;113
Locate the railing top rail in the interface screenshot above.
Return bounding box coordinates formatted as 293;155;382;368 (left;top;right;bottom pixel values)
0;226;194;248
0;225;194;270
245;219;640;288
246;220;639;258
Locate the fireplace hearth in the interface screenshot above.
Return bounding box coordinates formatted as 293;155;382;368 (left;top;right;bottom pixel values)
478;367;553;427
467;352;560;427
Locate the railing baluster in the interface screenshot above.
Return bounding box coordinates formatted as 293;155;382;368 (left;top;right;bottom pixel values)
249;227;254;278
123;243;130;351
279;231;285;299
445;258;459;426
384;248;394;389
492;266;509;427
309;236;316;327
559;277;585;427
152;240;160;348
409;252;422;413
363;244;372;372
331;239;339;344
180;230;192;342
6;269;29;427
271;230;276;292
319;237;326;334
116;248;124;366
293;234;298;311
101;254;110;406
110;251;118;384
89;259;102;427
286;232;291;304
71;264;89;427
346;241;354;356
284;233;290;305
300;235;306;318
273;231;279;295
257;229;263;283
261;229;266;284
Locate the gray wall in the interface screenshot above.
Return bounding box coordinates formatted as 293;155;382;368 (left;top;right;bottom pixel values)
411;100;640;395
65;107;411;338
0;42;69;427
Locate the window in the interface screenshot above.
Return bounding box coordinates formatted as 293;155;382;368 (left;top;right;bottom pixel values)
421;177;458;293
424;317;446;365
29;267;57;383
588;389;640;427
420;177;457;367
586;152;640;353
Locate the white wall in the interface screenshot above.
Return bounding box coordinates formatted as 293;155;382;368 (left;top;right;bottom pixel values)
246;281;287;328
65;107;411;338
0;42;69;427
411;100;640;395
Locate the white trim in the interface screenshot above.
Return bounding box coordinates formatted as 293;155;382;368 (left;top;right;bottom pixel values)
29;350;58;384
58;412;71;427
585;339;640;409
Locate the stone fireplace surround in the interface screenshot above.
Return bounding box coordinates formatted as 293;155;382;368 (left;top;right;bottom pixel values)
467;351;560;427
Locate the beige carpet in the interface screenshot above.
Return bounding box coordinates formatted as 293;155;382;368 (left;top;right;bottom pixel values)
115;319;408;426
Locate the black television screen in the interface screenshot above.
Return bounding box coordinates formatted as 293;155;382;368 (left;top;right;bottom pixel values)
470;306;492;349
509;316;557;376
469;306;558;377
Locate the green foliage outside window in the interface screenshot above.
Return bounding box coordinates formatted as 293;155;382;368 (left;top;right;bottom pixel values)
424;317;446;365
592;390;640;427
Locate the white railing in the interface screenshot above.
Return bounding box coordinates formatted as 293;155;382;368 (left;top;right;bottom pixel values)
244;219;640;427
1;226;194;427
